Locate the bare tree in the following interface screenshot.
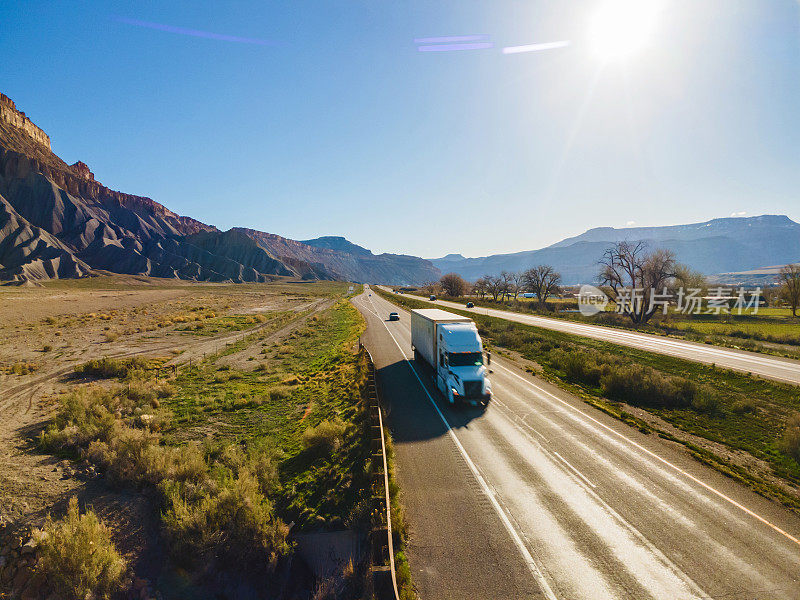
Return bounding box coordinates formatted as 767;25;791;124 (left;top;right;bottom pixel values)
499;271;513;301
420;281;440;296
510;272;523;301
779;264;800;317
473;277;488;299
440;272;468;297
599;241;677;325
521;265;562;309
484;275;503;301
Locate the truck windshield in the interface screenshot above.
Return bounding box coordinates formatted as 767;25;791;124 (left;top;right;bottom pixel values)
448;352;483;367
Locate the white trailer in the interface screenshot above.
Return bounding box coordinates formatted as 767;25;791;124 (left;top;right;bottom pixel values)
411;308;492;406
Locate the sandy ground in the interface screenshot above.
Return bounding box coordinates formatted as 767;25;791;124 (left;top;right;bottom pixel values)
0;277;341;533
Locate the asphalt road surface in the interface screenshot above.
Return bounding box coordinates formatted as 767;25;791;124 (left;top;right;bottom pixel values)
378;288;800;386
354;286;800;600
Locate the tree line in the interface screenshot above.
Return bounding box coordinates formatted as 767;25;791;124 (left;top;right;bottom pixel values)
427;265;563;309
424;240;800;323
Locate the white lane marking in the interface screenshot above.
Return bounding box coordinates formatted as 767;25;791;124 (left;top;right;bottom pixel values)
359;291;560;600
553;451;597;489
492;361;800;548
492;398;550;443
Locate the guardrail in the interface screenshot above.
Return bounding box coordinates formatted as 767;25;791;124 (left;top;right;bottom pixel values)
361;343;402;600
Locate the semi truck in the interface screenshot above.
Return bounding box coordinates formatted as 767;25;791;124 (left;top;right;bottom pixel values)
410;308;492;406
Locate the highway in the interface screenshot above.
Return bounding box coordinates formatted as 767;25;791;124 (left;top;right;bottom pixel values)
378;288;800;386
354;286;800;600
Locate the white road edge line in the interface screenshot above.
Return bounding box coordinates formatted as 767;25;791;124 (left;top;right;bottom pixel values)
491;361;800;547
360;290;559;600
552;451;597;489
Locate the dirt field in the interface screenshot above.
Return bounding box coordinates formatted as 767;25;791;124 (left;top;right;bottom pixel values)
0;276;348;530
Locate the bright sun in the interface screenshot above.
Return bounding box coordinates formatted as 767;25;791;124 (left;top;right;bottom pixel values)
588;0;660;61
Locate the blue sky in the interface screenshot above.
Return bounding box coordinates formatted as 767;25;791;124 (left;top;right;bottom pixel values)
2;1;799;257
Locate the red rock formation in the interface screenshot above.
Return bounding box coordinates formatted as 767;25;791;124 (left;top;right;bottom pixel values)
0;93;51;149
70;161;94;181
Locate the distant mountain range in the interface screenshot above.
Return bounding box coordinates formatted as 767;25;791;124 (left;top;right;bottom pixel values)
0;93;438;285
431;215;800;284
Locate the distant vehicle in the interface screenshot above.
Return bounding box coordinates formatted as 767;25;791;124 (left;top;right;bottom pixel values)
466;302;474;308
411;308;492;406
388;312;399;321
429;295;437;301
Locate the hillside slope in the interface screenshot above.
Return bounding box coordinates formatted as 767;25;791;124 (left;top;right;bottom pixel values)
0;93;438;285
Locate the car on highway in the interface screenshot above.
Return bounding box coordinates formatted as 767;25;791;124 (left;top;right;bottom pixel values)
429;295;437;301
466;302;474;308
388;312;399;321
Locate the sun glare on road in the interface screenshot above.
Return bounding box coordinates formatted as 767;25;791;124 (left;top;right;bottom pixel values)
587;0;661;61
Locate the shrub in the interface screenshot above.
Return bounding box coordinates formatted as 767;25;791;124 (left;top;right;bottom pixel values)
39;387;118;451
10;361;38;375
162;470;289;570
302;418;347;454
42;344;53;352
549;348;608;387
690;389;721;415
599;365;697;409
87;427;206;487
36;497;126;600
269;386;291;402
74;357;151;379
780;413;800;463
731;399;757;414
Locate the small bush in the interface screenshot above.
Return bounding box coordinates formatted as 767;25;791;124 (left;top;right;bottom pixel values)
780;413;800;463
74;357;151;379
42;344;53;352
10;361;38;375
690;390;721;415
162;470;289;570
302;418;347;454
36;497;126;600
87;427;206;487
269;386;291;401
731;399;757;414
